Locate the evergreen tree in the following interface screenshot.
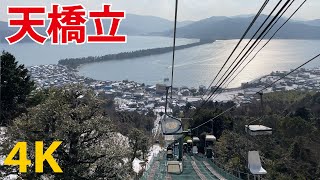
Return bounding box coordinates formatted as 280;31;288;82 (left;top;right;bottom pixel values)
128;128;149;167
0;51;34;125
1;85;131;179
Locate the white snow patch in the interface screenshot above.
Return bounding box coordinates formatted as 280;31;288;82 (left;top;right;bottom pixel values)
132;158;144;173
152;114;162;137
132;144;162;174
203;90;242;102
0;127;7;166
3;174;18;180
0;128;18;180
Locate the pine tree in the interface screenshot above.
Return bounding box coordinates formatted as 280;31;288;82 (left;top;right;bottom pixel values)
2;85;131;179
0;51;34;125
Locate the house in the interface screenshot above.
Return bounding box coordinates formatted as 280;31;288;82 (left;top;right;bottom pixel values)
156;84;167;94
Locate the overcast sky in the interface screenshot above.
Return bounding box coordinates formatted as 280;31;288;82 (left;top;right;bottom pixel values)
1;0;319;22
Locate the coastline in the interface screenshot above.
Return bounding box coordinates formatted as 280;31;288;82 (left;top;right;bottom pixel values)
58;39;214;68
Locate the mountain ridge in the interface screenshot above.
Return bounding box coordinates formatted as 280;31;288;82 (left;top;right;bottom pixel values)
1;14;320;43
157;14;320;40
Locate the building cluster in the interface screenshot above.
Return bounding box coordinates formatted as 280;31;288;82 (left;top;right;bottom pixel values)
29;65;87;88
28;64;206;114
29;65;320;111
88;82;204;114
238;67;320;103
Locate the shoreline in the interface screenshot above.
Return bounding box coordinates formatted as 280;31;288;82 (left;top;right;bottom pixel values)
28;64;320;108
28;63;320;94
58;39;214;68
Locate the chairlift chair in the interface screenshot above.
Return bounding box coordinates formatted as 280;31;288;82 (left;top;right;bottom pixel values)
245;92;273;136
248;151;267;179
186;139;193;153
205;135;216;158
183;143;187;153
192;137;200;154
245;125;272;136
166;146;174;160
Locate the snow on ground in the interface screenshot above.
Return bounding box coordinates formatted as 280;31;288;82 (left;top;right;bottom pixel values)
3;175;18;180
181;97;202;102
132;144;162;173
148;144;162;162
152;114;162;137
0;127;18;180
154;106;172;113
285;84;299;90
132;158;144;173
203;90;243;102
112;132;129;147
1;120;162;177
133;109;163;173
0;127;7;165
0;127;6;142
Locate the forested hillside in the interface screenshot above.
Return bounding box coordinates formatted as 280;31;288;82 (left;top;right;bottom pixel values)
159;14;320;40
184;91;320;179
0;52;155;179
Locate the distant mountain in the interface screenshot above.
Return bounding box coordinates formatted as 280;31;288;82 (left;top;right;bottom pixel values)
0;21;14;43
177;20;195;28
301;19;320;27
121;14;194;34
0;14;192;43
231;14;256;18
1;14;320;43
159;14;320;40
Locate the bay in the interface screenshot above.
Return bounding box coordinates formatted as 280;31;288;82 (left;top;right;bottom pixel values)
0;36;196;66
1;37;320;88
79;39;320;88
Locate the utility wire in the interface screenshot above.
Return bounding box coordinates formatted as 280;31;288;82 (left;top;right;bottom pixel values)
201;0;270;100
215;0;292;91
259;53;320;92
212;0;305;101
210;0;284;93
203;0;290;105
202;0;291;106
170;0;179;99
192;52;320;130
161;0;182;136
191;105;236;130
221;0;299;89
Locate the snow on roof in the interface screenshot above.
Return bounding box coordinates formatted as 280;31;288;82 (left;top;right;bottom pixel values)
183;97;202;102
154;106;172;113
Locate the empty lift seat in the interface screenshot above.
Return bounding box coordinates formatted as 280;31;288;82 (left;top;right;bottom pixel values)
248;151;267;175
167;149;174;159
192;137;200;154
187;139;192;153
192;146;198;154
167;161;183;174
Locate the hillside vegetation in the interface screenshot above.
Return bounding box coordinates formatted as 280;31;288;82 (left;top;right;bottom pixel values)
0;52;155;179
185;91;320;179
159;15;320;40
